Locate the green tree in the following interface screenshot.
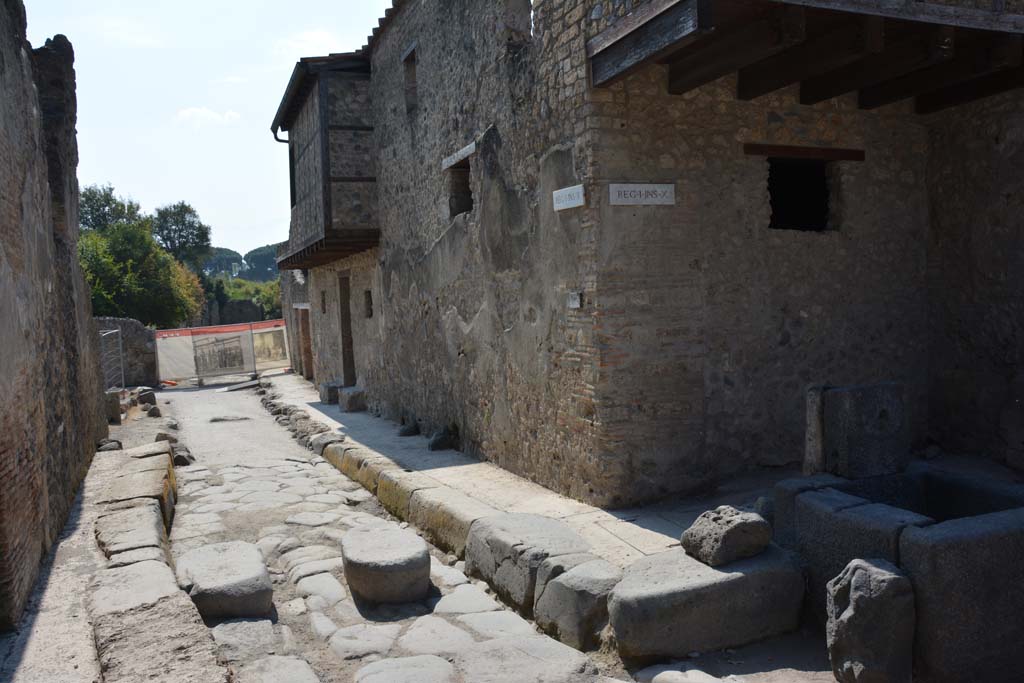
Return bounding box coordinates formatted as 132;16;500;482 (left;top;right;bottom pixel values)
80;184;143;232
77;219;204;328
243;244;279;282
152;201;212;270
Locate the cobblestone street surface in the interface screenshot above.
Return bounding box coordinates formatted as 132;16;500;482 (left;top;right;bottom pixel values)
165;382;630;682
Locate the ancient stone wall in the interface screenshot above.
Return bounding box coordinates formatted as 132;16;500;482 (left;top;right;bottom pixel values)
280;268;310;378
590;68;932;500
95;317;159;388
345;0;619;502
926;90;1024;468
0;0;107;628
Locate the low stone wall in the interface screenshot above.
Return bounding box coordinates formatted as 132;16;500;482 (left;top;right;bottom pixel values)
95;317;159;388
0;1;108;628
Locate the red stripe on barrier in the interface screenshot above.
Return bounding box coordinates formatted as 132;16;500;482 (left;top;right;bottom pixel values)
155;319;286;339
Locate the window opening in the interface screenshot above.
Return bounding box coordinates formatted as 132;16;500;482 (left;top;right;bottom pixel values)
448;159;473;218
768;157;830;232
403;46;418;112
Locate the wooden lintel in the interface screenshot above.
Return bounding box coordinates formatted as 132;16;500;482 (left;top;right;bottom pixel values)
916;64;1024;113
744;143;866;161
800;25;955;104
738;15;885;100
666;7;807;96
766;0;1024;35
859;35;1022;109
590;0;714;88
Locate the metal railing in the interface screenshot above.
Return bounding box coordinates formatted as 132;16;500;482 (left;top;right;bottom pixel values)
98;328;125;392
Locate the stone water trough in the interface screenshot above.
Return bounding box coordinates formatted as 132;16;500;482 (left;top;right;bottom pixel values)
780;382;1024;682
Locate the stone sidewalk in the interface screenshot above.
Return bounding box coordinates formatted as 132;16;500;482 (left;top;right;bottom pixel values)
268;373;795;569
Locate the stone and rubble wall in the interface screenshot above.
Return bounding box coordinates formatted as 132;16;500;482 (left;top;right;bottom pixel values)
926;89;1024;469
95;317;159;388
351;0;620;503
0;0;107;628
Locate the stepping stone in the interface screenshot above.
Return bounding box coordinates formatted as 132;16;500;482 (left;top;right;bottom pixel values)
396;615;475;655
432;584;500;614
296;573;347;606
328;623;402;660
465;513;591;616
341;526;430;603
233;656;320;683
356;655;456;683
454;636;596;683
457;611;536;639
608;546;803;658
286;512;341;527
176;541;273;618
211;619;277;662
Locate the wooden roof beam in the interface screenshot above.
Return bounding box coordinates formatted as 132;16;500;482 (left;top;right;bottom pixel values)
589;0;714;88
916;63;1024;112
666;6;807;96
767;0;1024;34
800;25;955;104
737;15;885;100
859;34;1022;109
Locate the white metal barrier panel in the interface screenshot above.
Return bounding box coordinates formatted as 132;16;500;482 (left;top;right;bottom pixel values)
155;320;290;382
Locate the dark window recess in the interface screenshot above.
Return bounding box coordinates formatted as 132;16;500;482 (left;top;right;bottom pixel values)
768;158;830;232
288;144;297;208
320;290;326;315
403;47;418;112
448;159;473;218
364;290;373;319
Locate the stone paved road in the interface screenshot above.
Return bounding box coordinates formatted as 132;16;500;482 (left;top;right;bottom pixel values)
166;383;628;682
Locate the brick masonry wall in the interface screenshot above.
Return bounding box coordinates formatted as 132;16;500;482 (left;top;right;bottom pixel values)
95;317;159;387
0;0;107;628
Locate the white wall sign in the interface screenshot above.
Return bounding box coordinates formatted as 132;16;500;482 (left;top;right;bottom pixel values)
553;184;585;211
609;183;676;206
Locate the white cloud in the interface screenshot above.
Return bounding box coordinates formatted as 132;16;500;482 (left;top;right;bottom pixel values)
273;30;342;61
175;107;242;127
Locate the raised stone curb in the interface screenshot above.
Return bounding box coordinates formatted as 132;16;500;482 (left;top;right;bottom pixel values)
377;469;442;518
465;513;592;616
608;545;803;658
409;487;500;557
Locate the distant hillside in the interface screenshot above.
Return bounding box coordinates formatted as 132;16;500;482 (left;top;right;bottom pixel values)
203;244;279;282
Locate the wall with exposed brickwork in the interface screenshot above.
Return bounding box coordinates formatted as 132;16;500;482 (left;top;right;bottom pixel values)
0;0;107;629
292;0;1023;505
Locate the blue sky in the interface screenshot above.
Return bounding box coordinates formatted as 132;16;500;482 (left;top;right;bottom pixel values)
26;0;391;256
